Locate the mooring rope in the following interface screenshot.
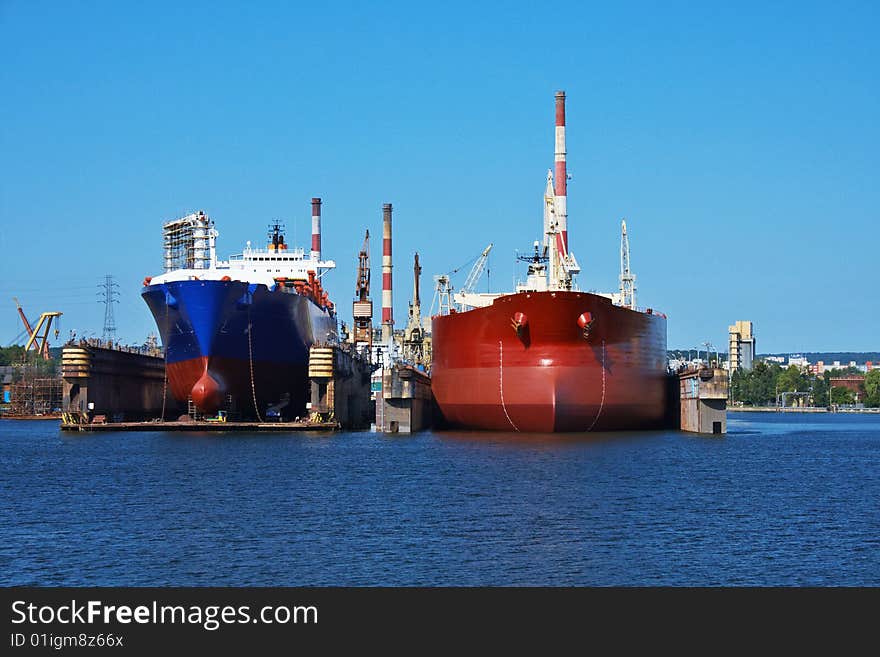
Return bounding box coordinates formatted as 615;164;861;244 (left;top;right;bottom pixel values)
586;338;607;432
160;302;169;422
499;340;520;432
248;304;263;422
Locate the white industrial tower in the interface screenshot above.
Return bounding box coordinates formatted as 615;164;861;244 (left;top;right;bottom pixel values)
619;219;636;310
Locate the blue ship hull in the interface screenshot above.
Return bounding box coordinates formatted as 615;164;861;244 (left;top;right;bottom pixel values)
142;279;336;417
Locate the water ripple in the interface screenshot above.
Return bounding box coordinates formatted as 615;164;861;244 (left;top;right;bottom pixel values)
1;412;878;585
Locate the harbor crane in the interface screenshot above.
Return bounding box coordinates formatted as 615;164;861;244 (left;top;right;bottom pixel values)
352;230;373;353
619;219;636;310
10;297;34;347
431;243;494;315
461;243;493;295
453;243;493;310
14;297;34;338
13;298;61;360
402;253;427;366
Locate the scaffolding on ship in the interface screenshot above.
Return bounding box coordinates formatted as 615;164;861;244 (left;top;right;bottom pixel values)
162;211;217;272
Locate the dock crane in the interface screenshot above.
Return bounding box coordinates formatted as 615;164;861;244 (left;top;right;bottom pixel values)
13;298;61;360
14;297;34;338
352;230;373;353
402;253;426;366
461;244;493;295
10;298;34;347
453;243;493;310
431;243;495;315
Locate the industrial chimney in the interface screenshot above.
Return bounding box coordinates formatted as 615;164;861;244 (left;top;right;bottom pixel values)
554;91;568;253
311;197;322;261
381;203;393;343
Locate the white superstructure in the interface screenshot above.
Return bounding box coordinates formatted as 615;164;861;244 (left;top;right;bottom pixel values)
150;214;335;289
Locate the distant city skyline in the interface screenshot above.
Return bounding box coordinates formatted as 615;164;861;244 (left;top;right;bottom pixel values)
1;1;877;352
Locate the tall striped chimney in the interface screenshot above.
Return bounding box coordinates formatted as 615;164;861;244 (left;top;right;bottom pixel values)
381;203;393;343
311;197;322;261
554;91;568;253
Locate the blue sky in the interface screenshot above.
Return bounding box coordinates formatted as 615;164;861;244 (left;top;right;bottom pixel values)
1;1;877;353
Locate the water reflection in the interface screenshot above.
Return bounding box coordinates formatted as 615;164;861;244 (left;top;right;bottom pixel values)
435;428;669;448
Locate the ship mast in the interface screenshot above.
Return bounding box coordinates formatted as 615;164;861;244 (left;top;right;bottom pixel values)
543;169;555;251
619;219;636;310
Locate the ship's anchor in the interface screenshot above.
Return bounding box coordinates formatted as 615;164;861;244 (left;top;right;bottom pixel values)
577;312;594;340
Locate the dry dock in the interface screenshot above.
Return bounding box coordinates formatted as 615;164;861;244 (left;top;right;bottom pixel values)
58;342;372;432
62;341;185;421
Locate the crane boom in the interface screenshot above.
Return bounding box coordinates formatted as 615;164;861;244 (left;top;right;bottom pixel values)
13;297;34;337
355;230;371;300
461;243;493;295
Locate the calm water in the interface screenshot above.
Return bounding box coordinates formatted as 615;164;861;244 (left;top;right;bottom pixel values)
1;412;878;586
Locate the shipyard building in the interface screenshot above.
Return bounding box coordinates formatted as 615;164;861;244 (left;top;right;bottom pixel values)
728;320;756;372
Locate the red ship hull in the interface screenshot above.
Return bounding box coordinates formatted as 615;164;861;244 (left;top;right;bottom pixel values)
431;291;668;432
166;356;309;417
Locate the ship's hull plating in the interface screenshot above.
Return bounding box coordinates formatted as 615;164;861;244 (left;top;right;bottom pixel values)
431;291;667;432
142;279;335;417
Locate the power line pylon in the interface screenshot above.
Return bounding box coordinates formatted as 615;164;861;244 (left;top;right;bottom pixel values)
98;274;119;343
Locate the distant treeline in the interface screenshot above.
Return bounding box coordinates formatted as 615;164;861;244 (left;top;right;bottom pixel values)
668;349;729;359
731;362;880;407
668;350;880;364
758;352;880;364
0;345;62;366
0;345;27;366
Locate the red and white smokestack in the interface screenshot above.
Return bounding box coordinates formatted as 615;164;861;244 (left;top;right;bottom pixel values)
311;197;322;261
554;90;568;253
381;203;393;343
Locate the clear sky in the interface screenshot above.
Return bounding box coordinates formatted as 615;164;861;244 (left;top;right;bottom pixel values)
1;1;877;354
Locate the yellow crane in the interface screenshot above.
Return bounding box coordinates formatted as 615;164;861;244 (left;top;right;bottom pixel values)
14;298;62;360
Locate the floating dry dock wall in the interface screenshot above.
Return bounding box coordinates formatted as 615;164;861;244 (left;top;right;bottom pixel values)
60;342;372;432
376;364;433;433
678;367;728;434
61;343;184;422
308;344;373;429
